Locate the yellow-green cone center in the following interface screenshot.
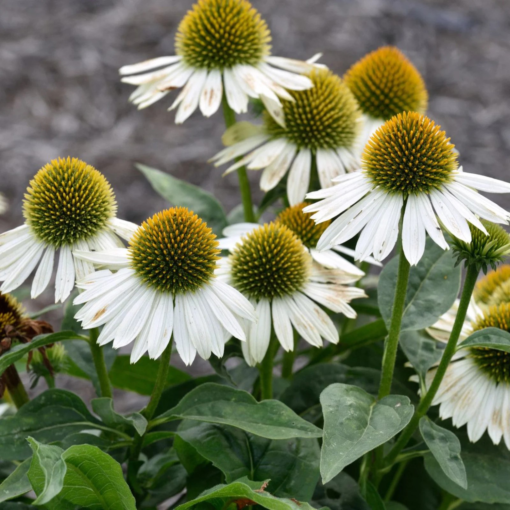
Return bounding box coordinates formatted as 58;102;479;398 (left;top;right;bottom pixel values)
23;157;116;248
276;202;330;249
0;292;24;332
264;68;361;151
345;46;428;121
129;207;220;294
471;303;510;383
230;223;310;300
362;112;458;195
175;0;271;70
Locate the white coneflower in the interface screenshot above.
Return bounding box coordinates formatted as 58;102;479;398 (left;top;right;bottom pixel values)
344;46;428;149
219;203;380;277
119;0;320;125
218;222;366;366
211;68;362;204
0;158;137;303
73;207;256;365
304;112;510;266
0;193;8;215
427;303;510;449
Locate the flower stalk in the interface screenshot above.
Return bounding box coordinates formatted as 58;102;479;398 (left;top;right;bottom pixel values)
2;365;29;409
88;328;113;399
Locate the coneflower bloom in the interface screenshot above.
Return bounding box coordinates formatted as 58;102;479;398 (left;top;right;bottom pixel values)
344;46;428;149
211;68;362;203
73;207;256;365
119;0;319;125
305;112;510;265
218;222;366;366
0;158;137;303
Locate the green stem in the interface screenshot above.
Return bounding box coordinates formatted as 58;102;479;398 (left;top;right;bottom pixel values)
384;264;479;467
384;460;408;501
378;242;411;399
222;98;255;223
281;331;298;379
2;365;29;409
259;336;279;400
88;328;112;399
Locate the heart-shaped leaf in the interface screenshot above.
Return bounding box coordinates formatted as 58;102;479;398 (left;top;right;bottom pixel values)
92;398;147;436
320;383;414;483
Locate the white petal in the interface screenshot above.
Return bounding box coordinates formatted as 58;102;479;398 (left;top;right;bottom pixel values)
55;246;76;303
333;245;382;267
440;188;488;234
212;135;269;166
257;62;313;91
287;149;312;205
247;138;288;170
148;293;174;360
172;69;208;123
285;296;322;347
402;194;427;266
260;94;285;128
74;267;136;305
210;280;257;321
265;56;317;74
316;149;345;189
108;218;140;242
73;248;130;269
293;292;338;344
223;68;249;114
0;225;31;246
260;143;296;191
248;299;271;363
222;222;259;238
232;65;280;102
73;240;95;282
0;234;38;270
272;298;294;351
454;171;510;194
370;193;403;261
429;190;472;242
310;249;364;276
303;282;359;318
130;333;149;364
31;247;55;298
174;295;197;366
414;194;449;250
119;56;182;75
199;69;223;117
1;241;45;294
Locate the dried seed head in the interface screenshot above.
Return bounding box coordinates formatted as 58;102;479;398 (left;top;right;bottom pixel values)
362;112;457;195
0;292;24;332
23;157;116;247
230;223;310;300
129;207;220;294
264;68;361;151
175;0;271;70
345;46;428;121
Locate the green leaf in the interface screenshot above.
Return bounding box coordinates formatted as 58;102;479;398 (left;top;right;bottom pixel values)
176;419;320;501
29;442;137;509
281;364;414;424
137;163;228;234
320;383;414;483
156;383;323;440
0;332;84;376
419;417;467;489
313;472;370;510
28;438;67;505
424;430;510;504
176;478;316;510
92;398;147;436
108;354;191;395
458;327;510;352
379;238;461;331
0;459;31;503
0;389;108;460
400;330;444;380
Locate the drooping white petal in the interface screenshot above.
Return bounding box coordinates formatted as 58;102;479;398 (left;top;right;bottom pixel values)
440;188;488;234
248;299;271;364
402;194;427;266
55;246;75;303
173;295;196;366
265;56;317;74
31;247;55;298
429;190;472;242
199;69;223;117
272;298;294;351
233;65;280;103
333;245;382;267
73;240;95;282
108;218;140;242
73;248;130;269
211;135;269;166
74;268;136;305
260;94;286;128
210;280;257;321
247;138;288;170
173;69;208;123
259;143;296;191
310;249;364;276
454;171;510;194
303;282;359;318
370;193;403;261
119;56;182;75
316;149;345;189
293;292;338;344
285;296;322;347
257;62;313;91
148;293;174;360
287;149;311;206
181;293;212;359
0;224;31;246
223;68;249;114
0;234;39;270
1;241;45;294
414;194;449;250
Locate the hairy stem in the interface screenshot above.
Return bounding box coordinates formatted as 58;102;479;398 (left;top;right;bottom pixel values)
88;328;112;399
222;98;256;223
2;365;29;409
259;336;279;400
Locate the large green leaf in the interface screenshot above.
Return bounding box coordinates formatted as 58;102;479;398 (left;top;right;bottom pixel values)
28;440;137;509
419;417;467;489
280;364;414;424
108;355;191;395
176;419;320;501
92;398;147;436
320;384;414;483
400;330;444;381
313;472;370;510
458;327;510;352
156;383;322;440
0;332;85;376
137;163;228;234
176;478;316;510
378;238;461;331
425;430;510;504
0;390;117;460
0;459;31;503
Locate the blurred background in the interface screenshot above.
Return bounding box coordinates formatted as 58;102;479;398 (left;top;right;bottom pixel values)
1;0;510;407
